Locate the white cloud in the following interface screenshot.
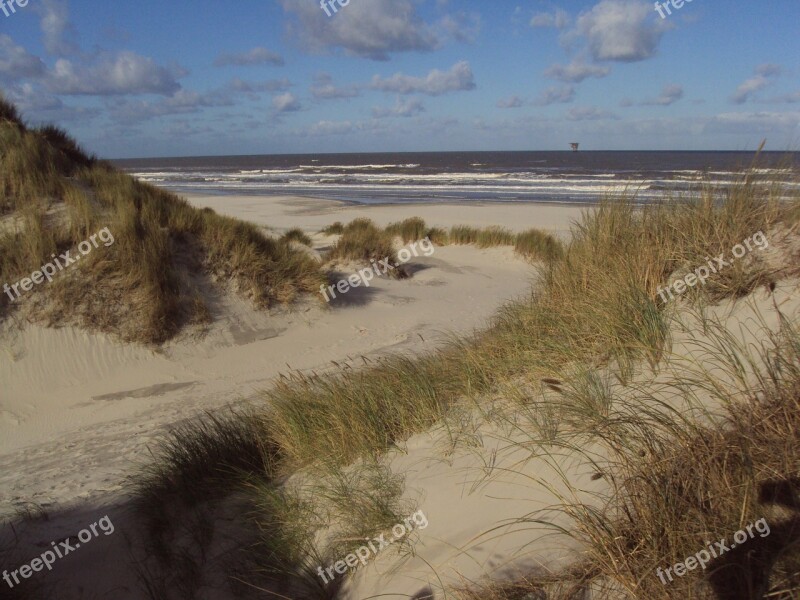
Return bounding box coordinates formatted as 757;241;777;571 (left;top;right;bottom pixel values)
36;0;79;56
0;35;47;78
214;47;284;67
641;83;684;106
497;95;525;109
545;60;610;83
106;89;233;123
731;64;782;104
370;61;476;96
279;0;438;61
535;85;576;106
567;106;617;120
272;92;301;113
372;97;425;118
707;110;800;134
306;120;355;136
47;52;185;96
230;78;292;94
575;0;667;63
310;73;359;100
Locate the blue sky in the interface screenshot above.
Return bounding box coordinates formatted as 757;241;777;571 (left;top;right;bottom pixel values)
1;0;798;158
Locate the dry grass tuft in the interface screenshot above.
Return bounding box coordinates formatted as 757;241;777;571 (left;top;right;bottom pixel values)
282;228;313;247
385;216;428;243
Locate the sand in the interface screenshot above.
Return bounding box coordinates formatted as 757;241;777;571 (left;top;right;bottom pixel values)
0;195;582;599
2;193;794;599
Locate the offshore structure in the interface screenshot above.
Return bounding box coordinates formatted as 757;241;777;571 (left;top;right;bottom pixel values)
570;143;579;152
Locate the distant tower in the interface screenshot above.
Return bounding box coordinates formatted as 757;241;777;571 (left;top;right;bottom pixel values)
570;143;580;152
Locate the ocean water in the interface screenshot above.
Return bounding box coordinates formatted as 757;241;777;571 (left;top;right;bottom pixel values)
114;151;799;205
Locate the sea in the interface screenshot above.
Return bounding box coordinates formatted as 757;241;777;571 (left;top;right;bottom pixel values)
114;151;799;205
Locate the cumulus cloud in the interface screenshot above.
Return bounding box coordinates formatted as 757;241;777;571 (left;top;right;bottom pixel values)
641;83;684;106
306;120;355;136
497;95;525;109
310;73;359;100
574;0;667;63
535;85;576;106
229;78;292;94
530;9;570;29
567;106;617;120
36;0;79;56
372;97;425;118
731;64;782;104
272;92;301;113
5;82;100;123
214;47;284;67
0;35;47;78
278;0;438;61
47;52;185;96
106;89;234;123
545;60;610;83
370;61;476;96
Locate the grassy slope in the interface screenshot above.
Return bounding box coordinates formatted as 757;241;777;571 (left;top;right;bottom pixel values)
0;97;325;344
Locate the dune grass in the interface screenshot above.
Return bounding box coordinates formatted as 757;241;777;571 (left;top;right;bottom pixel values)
385;216;427;243
221;176;781;473
0;101;327;342
425;226;450;245
131;165;797;595
326;218;406;277
382;218;565;261
320;221;345;235
457;308;800;599
515;228;565;261
282;228;313;247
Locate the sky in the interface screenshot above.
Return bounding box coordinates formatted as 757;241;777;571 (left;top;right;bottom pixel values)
0;0;798;158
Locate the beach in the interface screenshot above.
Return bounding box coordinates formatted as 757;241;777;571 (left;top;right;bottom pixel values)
2;1;799;593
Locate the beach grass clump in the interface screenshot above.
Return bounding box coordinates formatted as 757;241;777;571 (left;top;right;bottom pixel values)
476;226;517;248
514;228;564;262
281;228;313;247
425;227;450;245
448;225;481;245
385;217;427;243
320;221;345;235
0;94;22;126
328;218;401;273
